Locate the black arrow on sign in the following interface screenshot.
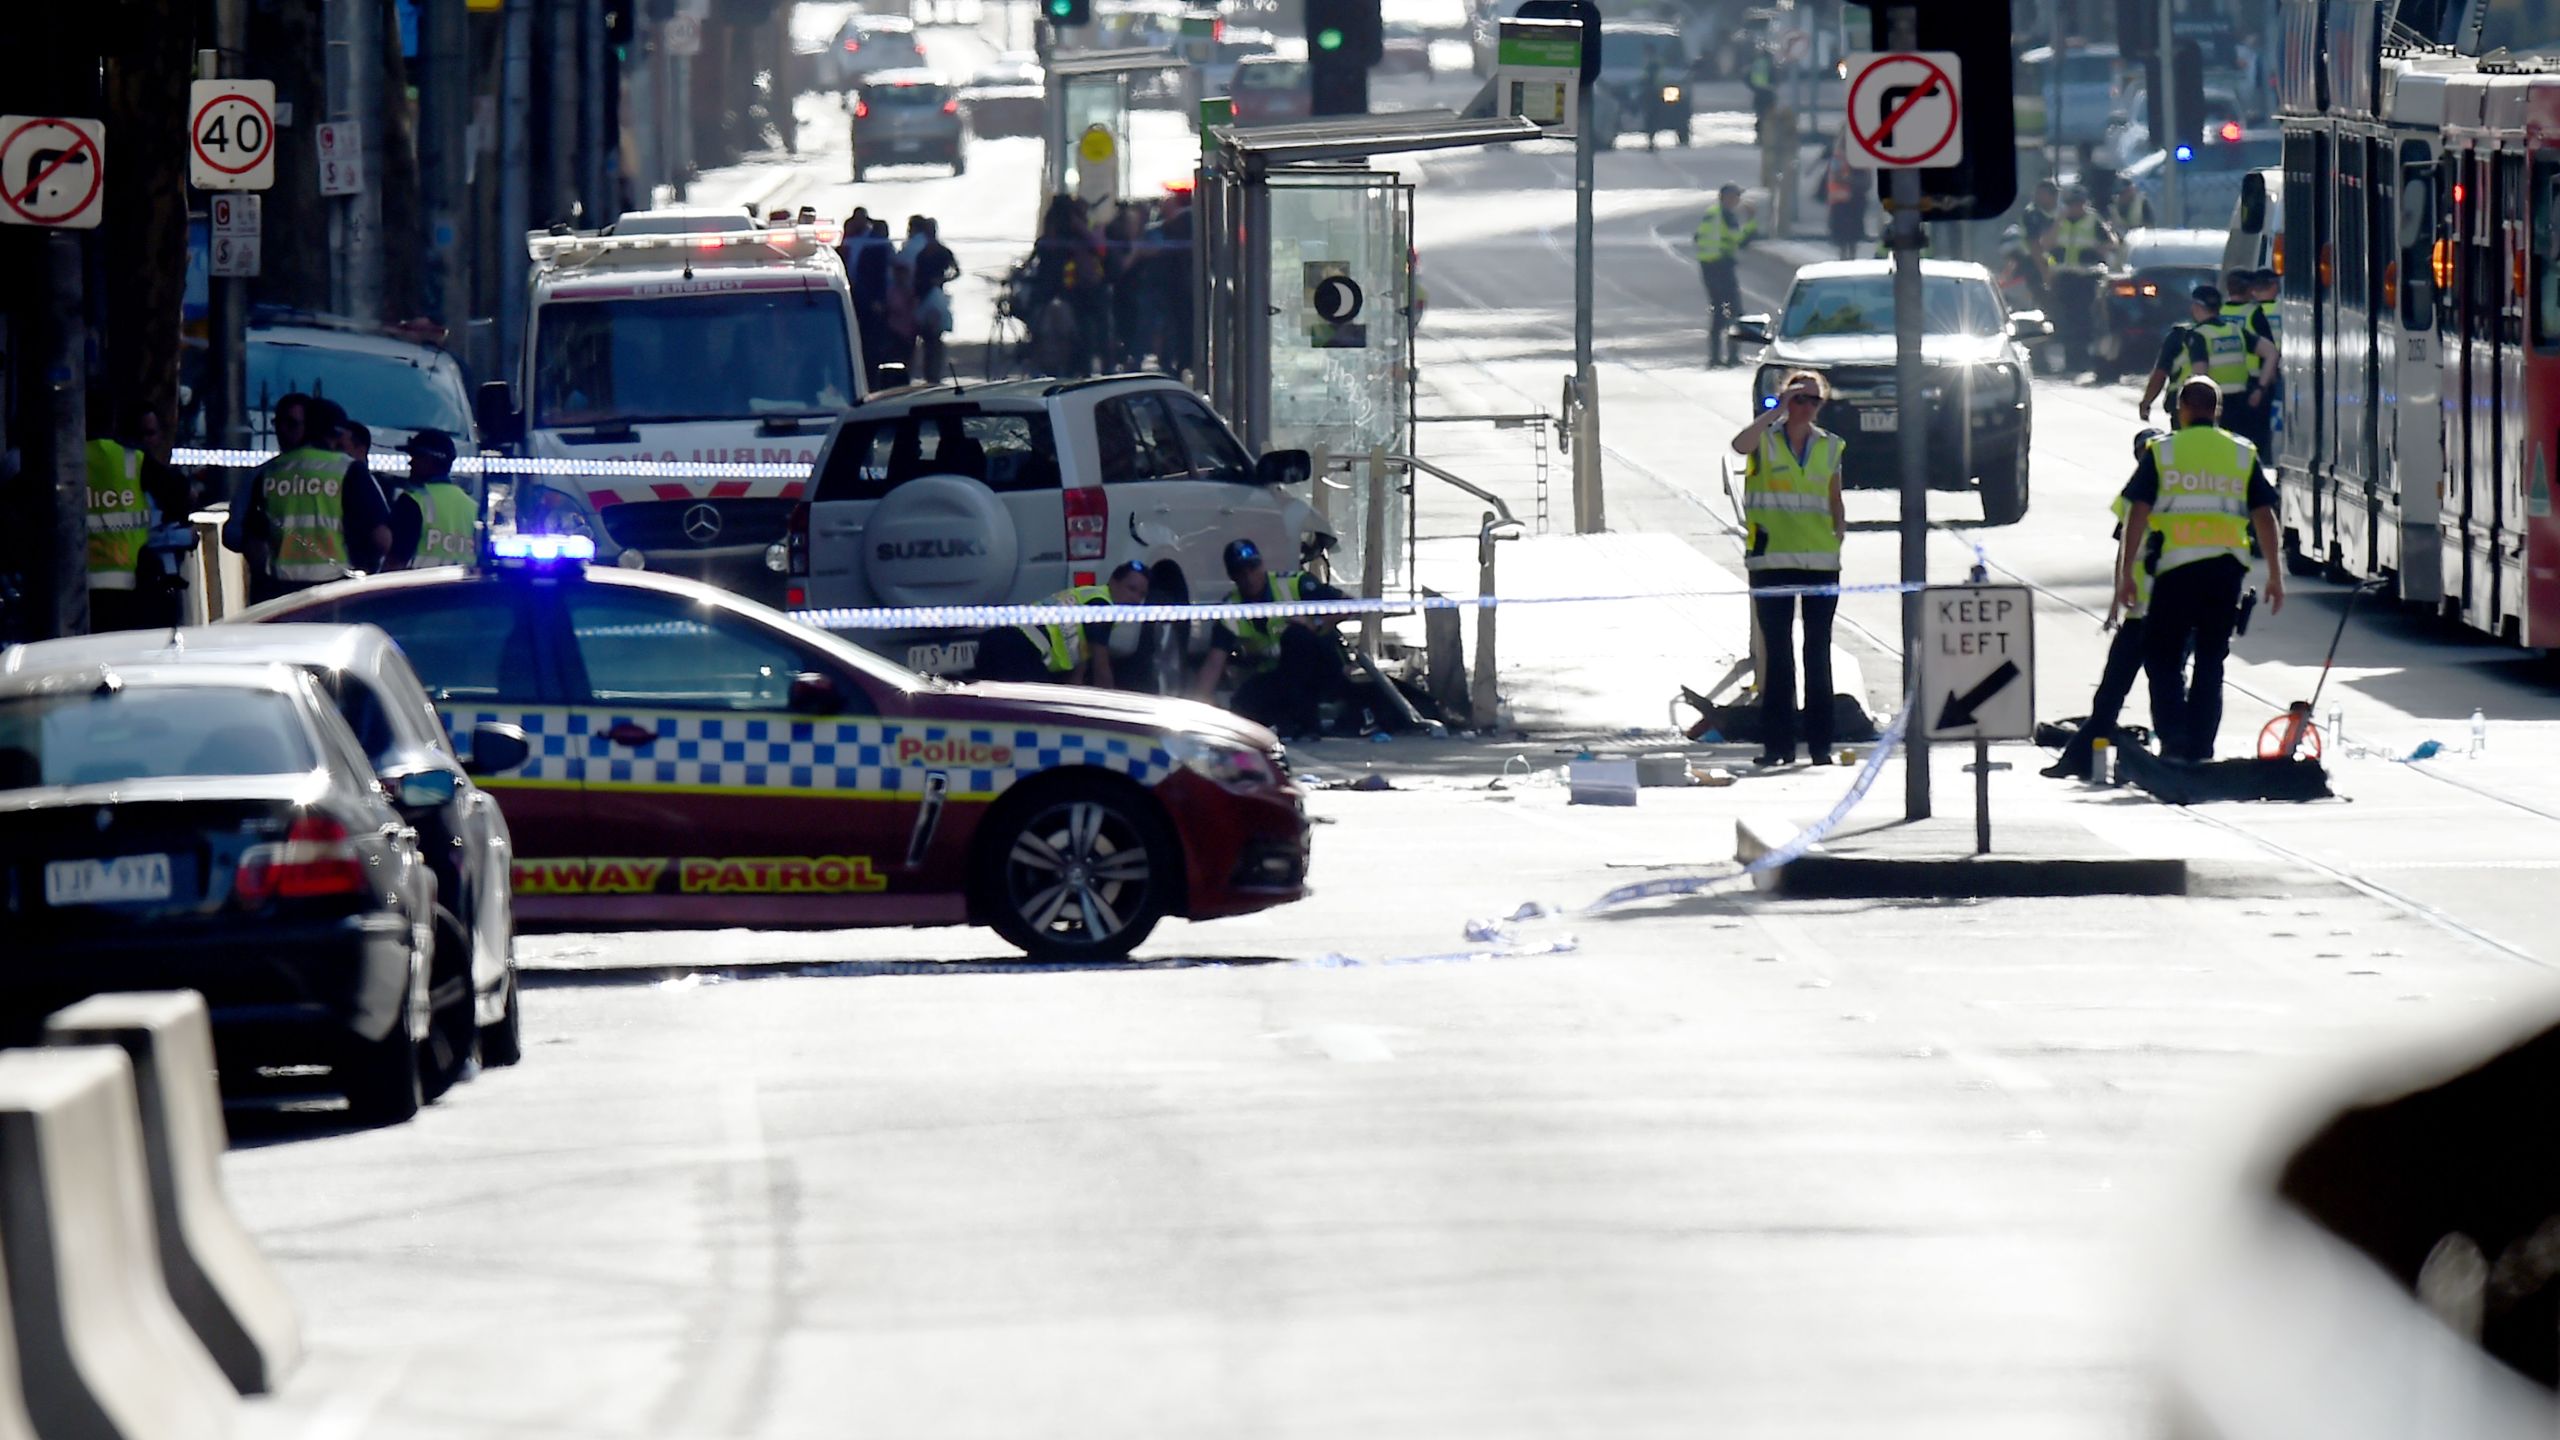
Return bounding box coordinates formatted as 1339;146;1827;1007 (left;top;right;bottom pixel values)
1936;659;2021;731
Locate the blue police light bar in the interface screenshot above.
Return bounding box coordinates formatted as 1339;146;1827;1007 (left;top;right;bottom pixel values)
489;533;595;566
2174;144;2195;162
1761;394;1780;410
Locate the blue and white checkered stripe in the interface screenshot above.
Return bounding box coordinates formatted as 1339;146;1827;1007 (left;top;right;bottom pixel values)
445;708;1170;797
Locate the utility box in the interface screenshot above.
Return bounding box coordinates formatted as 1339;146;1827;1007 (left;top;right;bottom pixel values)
1497;18;1581;135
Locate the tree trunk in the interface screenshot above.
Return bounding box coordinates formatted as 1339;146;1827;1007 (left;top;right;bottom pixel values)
249;0;333;313
99;0;200;438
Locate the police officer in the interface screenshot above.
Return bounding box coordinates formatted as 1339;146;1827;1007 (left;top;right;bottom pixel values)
1730;368;1846;767
246;397;377;595
1192;538;1351;737
1696;185;1759;367
2117;378;2286;763
386;429;479;570
222;391;311;603
83;421;151;632
1744;45;1777;140
2045;186;2118;375
2216;269;2280;451
2109;177;2154;240
2020;180;2061;250
976;561;1149;686
2136;284;2246;424
2044;428;2168;780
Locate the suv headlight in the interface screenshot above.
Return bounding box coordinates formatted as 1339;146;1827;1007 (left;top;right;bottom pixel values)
1167;733;1281;790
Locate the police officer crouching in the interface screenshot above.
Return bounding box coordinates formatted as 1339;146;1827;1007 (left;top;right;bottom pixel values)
386;429;478;569
2117;378;2286;764
2044;427;2168;780
975;561;1149;687
1191;538;1350;738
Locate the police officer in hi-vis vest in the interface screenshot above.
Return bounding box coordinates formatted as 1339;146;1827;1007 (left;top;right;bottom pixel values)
2117;378;2286;762
1731;369;1848;767
386;429;479;570
1192;537;1351;737
1695;184;1758;368
975;561;1150;687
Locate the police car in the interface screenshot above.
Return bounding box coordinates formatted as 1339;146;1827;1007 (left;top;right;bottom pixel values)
235;537;1310;960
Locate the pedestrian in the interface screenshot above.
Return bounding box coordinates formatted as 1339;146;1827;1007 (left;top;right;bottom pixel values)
2118;378;2286;763
1029;195;1107;376
973;561;1149;686
2044;427;2169;779
2021;179;2060;242
1823;145;1870;260
1730;369;1846;767
2045;186;2117;375
83;411;154;633
904;215;960;382
1145;190;1197;377
1104;203;1151;368
222;391;312;603
1696;183;1758;368
322;404;395;573
242;396;375;595
1744;43;1777;144
1191;538;1351;737
851;218;899;390
385;428;478;570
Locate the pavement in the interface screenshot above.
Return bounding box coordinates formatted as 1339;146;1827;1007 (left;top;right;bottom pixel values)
205;50;2560;1440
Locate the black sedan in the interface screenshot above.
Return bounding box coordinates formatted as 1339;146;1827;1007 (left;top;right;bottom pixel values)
8;624;529;1078
0;660;442;1123
2096;227;2229;382
1731;260;2053;526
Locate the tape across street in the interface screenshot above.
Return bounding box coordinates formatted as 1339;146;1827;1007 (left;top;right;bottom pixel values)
1842;51;1963;169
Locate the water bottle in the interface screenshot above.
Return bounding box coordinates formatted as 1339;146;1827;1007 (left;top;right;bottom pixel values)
2470;707;2488;758
2325;703;2344;756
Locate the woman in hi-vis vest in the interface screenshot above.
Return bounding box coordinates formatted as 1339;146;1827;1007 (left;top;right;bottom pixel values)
1730;370;1848;767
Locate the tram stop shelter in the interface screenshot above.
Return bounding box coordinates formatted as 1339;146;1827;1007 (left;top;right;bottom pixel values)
1043;48;1190;201
1197;110;1542;584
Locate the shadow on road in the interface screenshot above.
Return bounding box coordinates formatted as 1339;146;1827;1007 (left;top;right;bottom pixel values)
519;952;1300;990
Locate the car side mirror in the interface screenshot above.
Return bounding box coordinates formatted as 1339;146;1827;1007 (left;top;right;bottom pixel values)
475;381;522;447
392;769;461;808
789;672;847;714
462;722;530;776
1257;448;1312;488
2008;310;2056;341
1727;314;1772;345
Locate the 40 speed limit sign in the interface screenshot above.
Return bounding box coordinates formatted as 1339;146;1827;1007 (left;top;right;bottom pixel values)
189;80;275;191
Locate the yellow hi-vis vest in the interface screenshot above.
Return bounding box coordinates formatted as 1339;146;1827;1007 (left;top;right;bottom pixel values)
1695;206;1756;263
2049;212;2106;266
85;440;147;592
1025;584;1112;673
1225;571;1307;671
2175;317;2252;394
262;446;354;583
2146;427;2257;575
1743;427;1844;572
411;481;478;566
2110;491;2162;617
2223;300;2270;380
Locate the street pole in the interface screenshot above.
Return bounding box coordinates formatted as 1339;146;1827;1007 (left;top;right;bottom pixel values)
349;0;385;321
548;0;578;224
498;0;533;367
2157;0;2183;226
420;0;471;331
42;234;89;639
1890;3;1929;819
1572;28;1601;533
200;40;250;450
583;0;610;220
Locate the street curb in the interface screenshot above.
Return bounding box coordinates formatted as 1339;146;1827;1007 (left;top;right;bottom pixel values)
1734;815;2190;898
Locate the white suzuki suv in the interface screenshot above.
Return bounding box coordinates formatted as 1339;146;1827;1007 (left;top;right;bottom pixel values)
780;376;1328;679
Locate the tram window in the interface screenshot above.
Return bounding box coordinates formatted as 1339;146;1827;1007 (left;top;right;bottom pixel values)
2401;149;2436;329
2535;164;2560;349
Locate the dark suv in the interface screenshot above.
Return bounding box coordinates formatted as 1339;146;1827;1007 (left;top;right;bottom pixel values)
1731;260;2052;526
853;69;965;179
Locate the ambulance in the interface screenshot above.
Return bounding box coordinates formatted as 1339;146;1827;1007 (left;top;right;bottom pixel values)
475;208;867;600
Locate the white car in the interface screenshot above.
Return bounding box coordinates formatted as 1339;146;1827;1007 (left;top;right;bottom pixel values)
779;376;1328;681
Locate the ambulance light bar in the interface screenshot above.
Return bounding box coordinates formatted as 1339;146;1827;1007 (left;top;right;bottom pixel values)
527;221;843;265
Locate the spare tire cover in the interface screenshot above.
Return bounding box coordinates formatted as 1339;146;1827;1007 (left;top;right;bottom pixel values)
860;473;1022;608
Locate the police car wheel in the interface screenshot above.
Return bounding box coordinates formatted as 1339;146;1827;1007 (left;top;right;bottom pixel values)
342;990;426;1127
986;782;1173;961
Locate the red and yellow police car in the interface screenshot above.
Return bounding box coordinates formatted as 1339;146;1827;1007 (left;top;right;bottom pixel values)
239;537;1309;959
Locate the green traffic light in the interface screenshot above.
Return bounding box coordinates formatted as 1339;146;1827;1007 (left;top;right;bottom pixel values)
1315;25;1344;49
1047;0;1072;15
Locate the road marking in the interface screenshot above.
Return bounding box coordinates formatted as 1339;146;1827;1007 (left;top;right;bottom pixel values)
652;1076;786;1437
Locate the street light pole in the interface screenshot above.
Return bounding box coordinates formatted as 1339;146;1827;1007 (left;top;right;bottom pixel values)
1571;21;1601;533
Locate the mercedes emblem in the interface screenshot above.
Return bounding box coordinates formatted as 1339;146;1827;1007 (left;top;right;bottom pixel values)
681;503;724;545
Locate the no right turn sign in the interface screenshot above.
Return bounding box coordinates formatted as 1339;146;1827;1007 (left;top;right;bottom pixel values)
1842;51;1963;169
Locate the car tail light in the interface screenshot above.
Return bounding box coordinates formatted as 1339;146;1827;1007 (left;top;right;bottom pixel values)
942;98;959;114
854;98;870;119
844;37;861;50
2218;120;2242;142
236;815;368;906
1063;485;1107;563
2111;278;2137;298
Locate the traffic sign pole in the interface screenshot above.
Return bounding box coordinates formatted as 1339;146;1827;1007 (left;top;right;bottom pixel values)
196;52;250;451
1886;4;1930;821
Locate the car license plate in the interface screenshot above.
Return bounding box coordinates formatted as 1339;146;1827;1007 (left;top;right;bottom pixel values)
44;854;173;906
906;639;979;675
1859;410;1899;433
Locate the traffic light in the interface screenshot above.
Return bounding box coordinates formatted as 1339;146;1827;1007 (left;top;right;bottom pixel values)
2144;39;2205;151
2116;0;2157;57
1045;0;1091;27
1861;0;2016;218
1305;0;1379;115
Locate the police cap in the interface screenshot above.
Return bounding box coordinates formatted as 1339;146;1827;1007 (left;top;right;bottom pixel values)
1222;537;1263;577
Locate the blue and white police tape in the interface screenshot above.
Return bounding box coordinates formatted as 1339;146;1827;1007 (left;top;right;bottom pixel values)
793;580;1933;631
170;447;809;480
